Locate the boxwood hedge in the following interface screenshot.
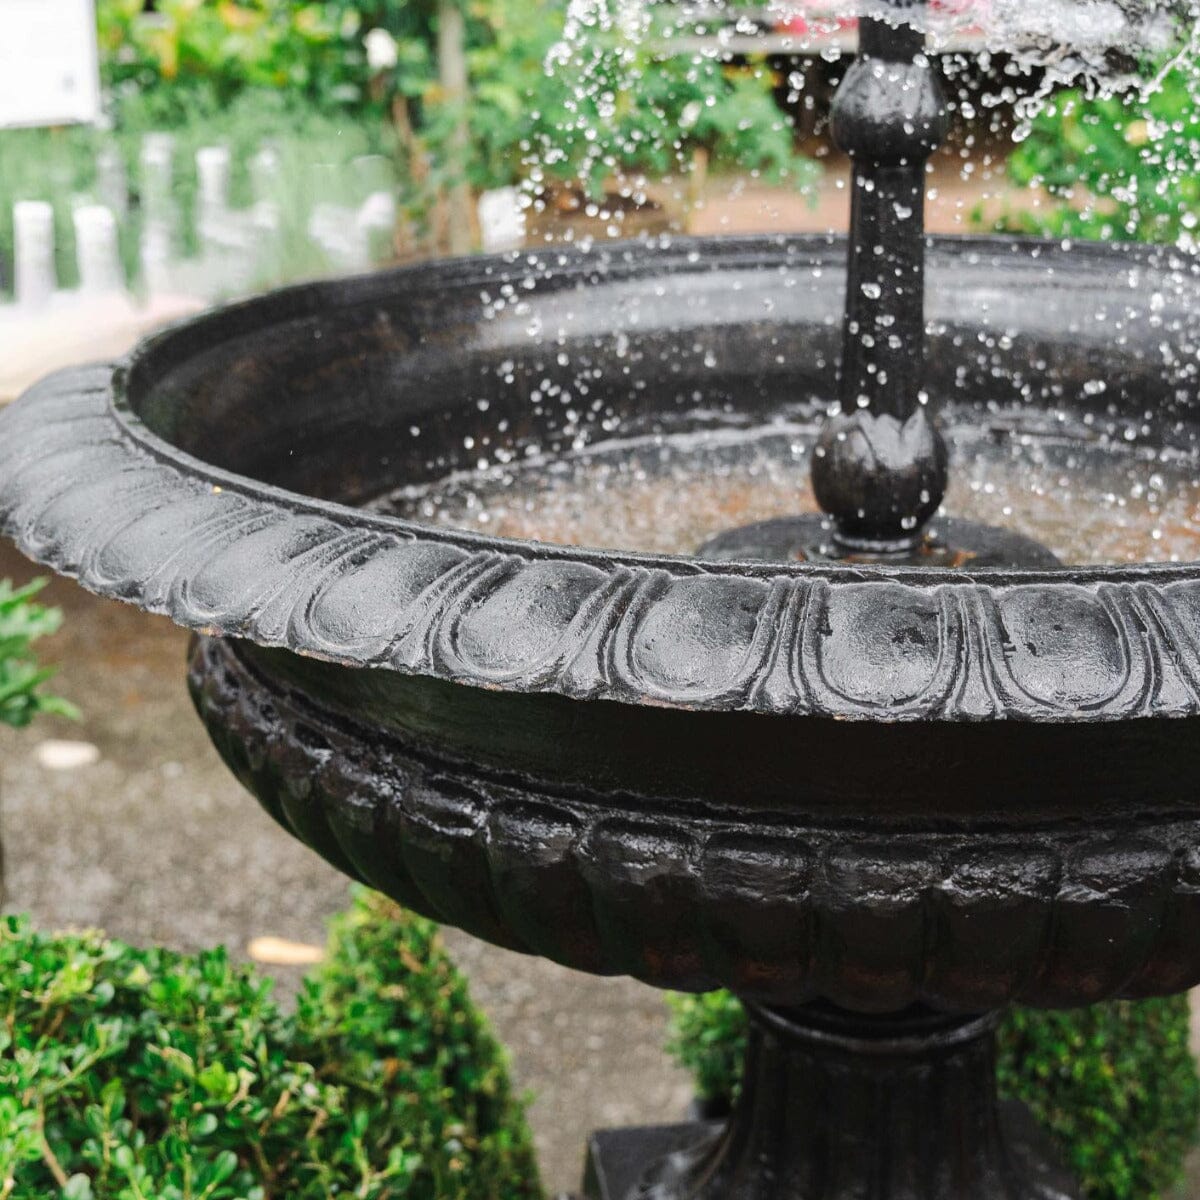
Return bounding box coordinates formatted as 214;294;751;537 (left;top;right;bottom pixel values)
0;888;541;1200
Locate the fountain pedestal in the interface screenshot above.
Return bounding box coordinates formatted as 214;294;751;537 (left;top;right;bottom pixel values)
587;1005;1078;1200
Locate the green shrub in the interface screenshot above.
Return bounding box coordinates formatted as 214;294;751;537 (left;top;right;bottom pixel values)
0;889;541;1199
662;989;748;1108
994;55;1200;247
998;1001;1200;1200
665;990;1200;1200
294;890;541;1199
0;579;75;730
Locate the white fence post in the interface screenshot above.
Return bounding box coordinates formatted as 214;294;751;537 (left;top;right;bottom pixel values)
13;201;56;309
73;205;123;295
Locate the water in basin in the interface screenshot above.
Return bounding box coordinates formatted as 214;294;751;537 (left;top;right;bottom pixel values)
369;412;1200;566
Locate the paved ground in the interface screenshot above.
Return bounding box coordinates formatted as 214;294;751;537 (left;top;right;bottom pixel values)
0;542;692;1196
0;294;203;405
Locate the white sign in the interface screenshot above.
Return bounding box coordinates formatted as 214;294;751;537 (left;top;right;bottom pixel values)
0;0;101;129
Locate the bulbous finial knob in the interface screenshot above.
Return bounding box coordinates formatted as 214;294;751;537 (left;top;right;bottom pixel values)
831;57;949;165
811;407;949;553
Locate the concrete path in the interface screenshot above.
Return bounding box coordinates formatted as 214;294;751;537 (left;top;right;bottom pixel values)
0;293;203;404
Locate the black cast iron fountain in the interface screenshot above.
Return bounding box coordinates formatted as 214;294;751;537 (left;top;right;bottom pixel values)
4;4;1200;1198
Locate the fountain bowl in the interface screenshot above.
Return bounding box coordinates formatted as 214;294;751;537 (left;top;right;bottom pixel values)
4;235;1200;1016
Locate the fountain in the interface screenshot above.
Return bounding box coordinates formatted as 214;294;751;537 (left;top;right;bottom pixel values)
3;2;1200;1197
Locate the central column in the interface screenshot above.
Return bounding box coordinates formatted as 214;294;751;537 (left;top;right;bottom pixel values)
698;1;1061;570
811;4;950;553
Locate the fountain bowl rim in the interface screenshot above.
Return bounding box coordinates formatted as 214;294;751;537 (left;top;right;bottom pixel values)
5;232;1200;723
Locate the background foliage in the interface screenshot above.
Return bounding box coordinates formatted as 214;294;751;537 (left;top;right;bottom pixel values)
665;990;1200;1200
96;0;422;122
91;0;812;194
0;0;815;290
998;1001;1200;1200
993;54;1200;246
463;0;815;197
0;93;390;291
0;579;75;730
0;889;540;1199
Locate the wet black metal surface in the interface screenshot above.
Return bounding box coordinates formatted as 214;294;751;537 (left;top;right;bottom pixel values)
190;630;1181;1198
697;514;1063;568
590;1006;1077;1200
190;634;1200;1012
3;238;1200;725
812;7;952;554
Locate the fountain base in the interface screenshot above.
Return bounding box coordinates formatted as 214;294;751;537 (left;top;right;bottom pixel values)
698;515;1061;569
586;1004;1079;1200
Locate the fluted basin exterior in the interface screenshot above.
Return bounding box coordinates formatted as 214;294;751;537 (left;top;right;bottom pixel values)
188;632;1200;1011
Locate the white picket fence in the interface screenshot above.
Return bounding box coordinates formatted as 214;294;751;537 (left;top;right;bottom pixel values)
0;133;528;400
5;133;403;318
